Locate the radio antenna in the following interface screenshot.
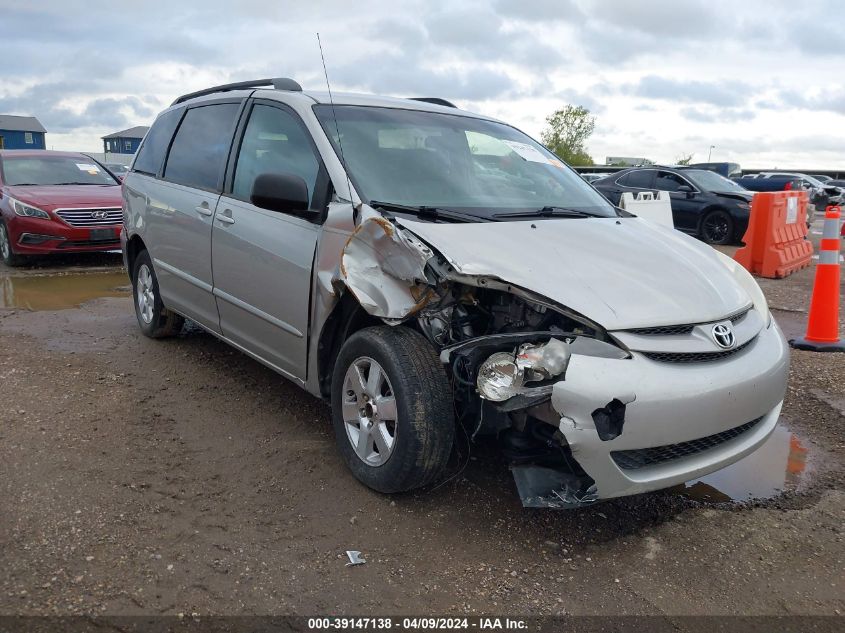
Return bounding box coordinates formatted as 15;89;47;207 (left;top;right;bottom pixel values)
317;33;354;205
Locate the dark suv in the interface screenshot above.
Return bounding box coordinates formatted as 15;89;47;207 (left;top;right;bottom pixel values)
593;166;753;245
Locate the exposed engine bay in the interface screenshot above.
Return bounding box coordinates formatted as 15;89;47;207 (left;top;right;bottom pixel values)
339;209;628;506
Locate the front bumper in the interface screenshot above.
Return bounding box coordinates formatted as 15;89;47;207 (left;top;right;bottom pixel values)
8;216;122;254
551;320;790;500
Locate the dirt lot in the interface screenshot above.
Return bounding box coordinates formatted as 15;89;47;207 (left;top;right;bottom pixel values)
0;231;843;621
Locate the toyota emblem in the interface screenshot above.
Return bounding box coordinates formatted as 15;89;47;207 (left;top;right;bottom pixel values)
712;323;736;349
91;210;109;220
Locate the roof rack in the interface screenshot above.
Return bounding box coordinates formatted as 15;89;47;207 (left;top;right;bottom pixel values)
172;78;302;105
408;97;457;108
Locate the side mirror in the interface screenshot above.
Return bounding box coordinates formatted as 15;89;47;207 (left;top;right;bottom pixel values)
250;172;314;216
677;184;694;197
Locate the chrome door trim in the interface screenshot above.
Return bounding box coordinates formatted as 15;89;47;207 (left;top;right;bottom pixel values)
212;287;304;338
153;257;213;293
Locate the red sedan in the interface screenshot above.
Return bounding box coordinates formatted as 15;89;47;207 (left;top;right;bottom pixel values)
0;150;123;266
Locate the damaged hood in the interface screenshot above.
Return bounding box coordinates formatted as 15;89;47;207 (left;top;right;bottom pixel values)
396;216;750;330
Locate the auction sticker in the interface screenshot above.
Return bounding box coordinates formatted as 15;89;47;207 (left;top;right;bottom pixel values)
786;197;798;224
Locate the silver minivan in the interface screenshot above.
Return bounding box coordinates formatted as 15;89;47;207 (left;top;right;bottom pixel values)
122;78;789;507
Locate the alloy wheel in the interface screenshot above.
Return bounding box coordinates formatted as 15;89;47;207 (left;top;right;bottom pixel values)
341;357;398;466
703;214;730;243
0;224;10;260
136;263;155;324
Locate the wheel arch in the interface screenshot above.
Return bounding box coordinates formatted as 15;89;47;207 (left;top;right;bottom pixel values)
315;288;382;399
125;234;147;276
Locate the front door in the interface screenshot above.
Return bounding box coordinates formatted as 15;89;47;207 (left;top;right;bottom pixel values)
211;102;327;381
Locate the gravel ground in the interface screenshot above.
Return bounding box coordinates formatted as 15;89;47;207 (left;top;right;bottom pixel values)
0;231;843;619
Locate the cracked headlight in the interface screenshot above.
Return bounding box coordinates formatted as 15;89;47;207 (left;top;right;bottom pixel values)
477;352;525;401
11;198;50;220
477;339;572;401
714;250;771;327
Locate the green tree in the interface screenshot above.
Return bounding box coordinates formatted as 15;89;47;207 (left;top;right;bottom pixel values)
676;152;694;165
540;105;596;166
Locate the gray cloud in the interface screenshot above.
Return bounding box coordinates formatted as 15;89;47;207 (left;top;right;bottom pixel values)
680;107;756;123
626;76;748;108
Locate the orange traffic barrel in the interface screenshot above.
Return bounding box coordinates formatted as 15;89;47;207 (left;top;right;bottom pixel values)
790;206;844;352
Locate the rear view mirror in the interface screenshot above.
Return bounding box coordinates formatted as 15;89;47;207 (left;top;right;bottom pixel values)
251;172;313;216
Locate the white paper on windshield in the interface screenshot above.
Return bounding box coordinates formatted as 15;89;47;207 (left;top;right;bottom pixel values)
503;140;549;163
786;197;798;224
75;163;101;173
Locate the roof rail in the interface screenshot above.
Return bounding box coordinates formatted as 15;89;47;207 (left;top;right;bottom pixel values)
408;97;457;108
171;78;302;105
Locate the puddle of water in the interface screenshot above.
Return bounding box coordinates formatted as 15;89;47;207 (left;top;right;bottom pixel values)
0;272;130;310
671;424;809;503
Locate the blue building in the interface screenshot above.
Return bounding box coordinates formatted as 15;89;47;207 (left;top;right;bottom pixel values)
102;126;150;154
0;115;47;150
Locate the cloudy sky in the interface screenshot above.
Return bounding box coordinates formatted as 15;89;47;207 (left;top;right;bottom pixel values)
2;0;843;168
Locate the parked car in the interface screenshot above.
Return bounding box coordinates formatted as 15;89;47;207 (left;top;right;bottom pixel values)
581;172;613;183
104;162;130;181
812;175;832;182
121;78;789;507
750;172;844;209
593;166;753;244
827;179;845;187
0;150;123;266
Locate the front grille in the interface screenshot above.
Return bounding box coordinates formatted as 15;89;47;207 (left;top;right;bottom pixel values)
625;306;752;337
642;337;754;363
55;208;122;227
610;416;764;470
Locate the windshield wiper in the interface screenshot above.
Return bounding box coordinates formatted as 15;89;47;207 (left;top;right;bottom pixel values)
367;200;485;223
54;182;112;186
494;206;601;219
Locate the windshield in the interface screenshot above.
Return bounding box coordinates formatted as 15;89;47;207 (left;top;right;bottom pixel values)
1;155;119;186
684;169;748;192
313;105;617;219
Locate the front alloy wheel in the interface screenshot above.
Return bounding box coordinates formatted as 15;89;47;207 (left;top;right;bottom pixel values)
0;222;23;267
331;326;454;493
701;209;734;245
342;357;397;466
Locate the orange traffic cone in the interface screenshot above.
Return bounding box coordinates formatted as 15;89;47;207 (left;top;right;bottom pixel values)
790;206;845;352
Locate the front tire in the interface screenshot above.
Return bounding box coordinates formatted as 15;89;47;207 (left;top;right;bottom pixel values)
331;326;455;493
132;249;184;338
700;209;734;245
0;221;25;267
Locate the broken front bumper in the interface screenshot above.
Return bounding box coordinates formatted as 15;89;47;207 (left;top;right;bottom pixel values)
552;320;790;500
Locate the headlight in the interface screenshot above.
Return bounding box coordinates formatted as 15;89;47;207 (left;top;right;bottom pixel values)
476;339;572;401
477;352;525;401
713;250;772;327
11;198;50;220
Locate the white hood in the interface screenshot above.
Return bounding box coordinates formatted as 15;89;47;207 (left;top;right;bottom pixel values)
397;216;750;330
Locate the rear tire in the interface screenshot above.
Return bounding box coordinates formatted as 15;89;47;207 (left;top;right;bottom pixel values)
331;326;454;493
700;209;734;245
0;221;25;267
132;249;184;338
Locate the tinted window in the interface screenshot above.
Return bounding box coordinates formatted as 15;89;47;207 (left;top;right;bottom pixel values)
232;104;320;205
164;103;240;190
655;171;687;192
619;170;654;188
133;108;181;175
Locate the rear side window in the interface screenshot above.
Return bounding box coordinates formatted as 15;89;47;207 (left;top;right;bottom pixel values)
133;108;182;176
164;103;240;191
655;171;687;192
619;170;654;188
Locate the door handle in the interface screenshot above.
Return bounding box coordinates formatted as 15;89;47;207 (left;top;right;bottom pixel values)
216;213;235;225
195;205;213;217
